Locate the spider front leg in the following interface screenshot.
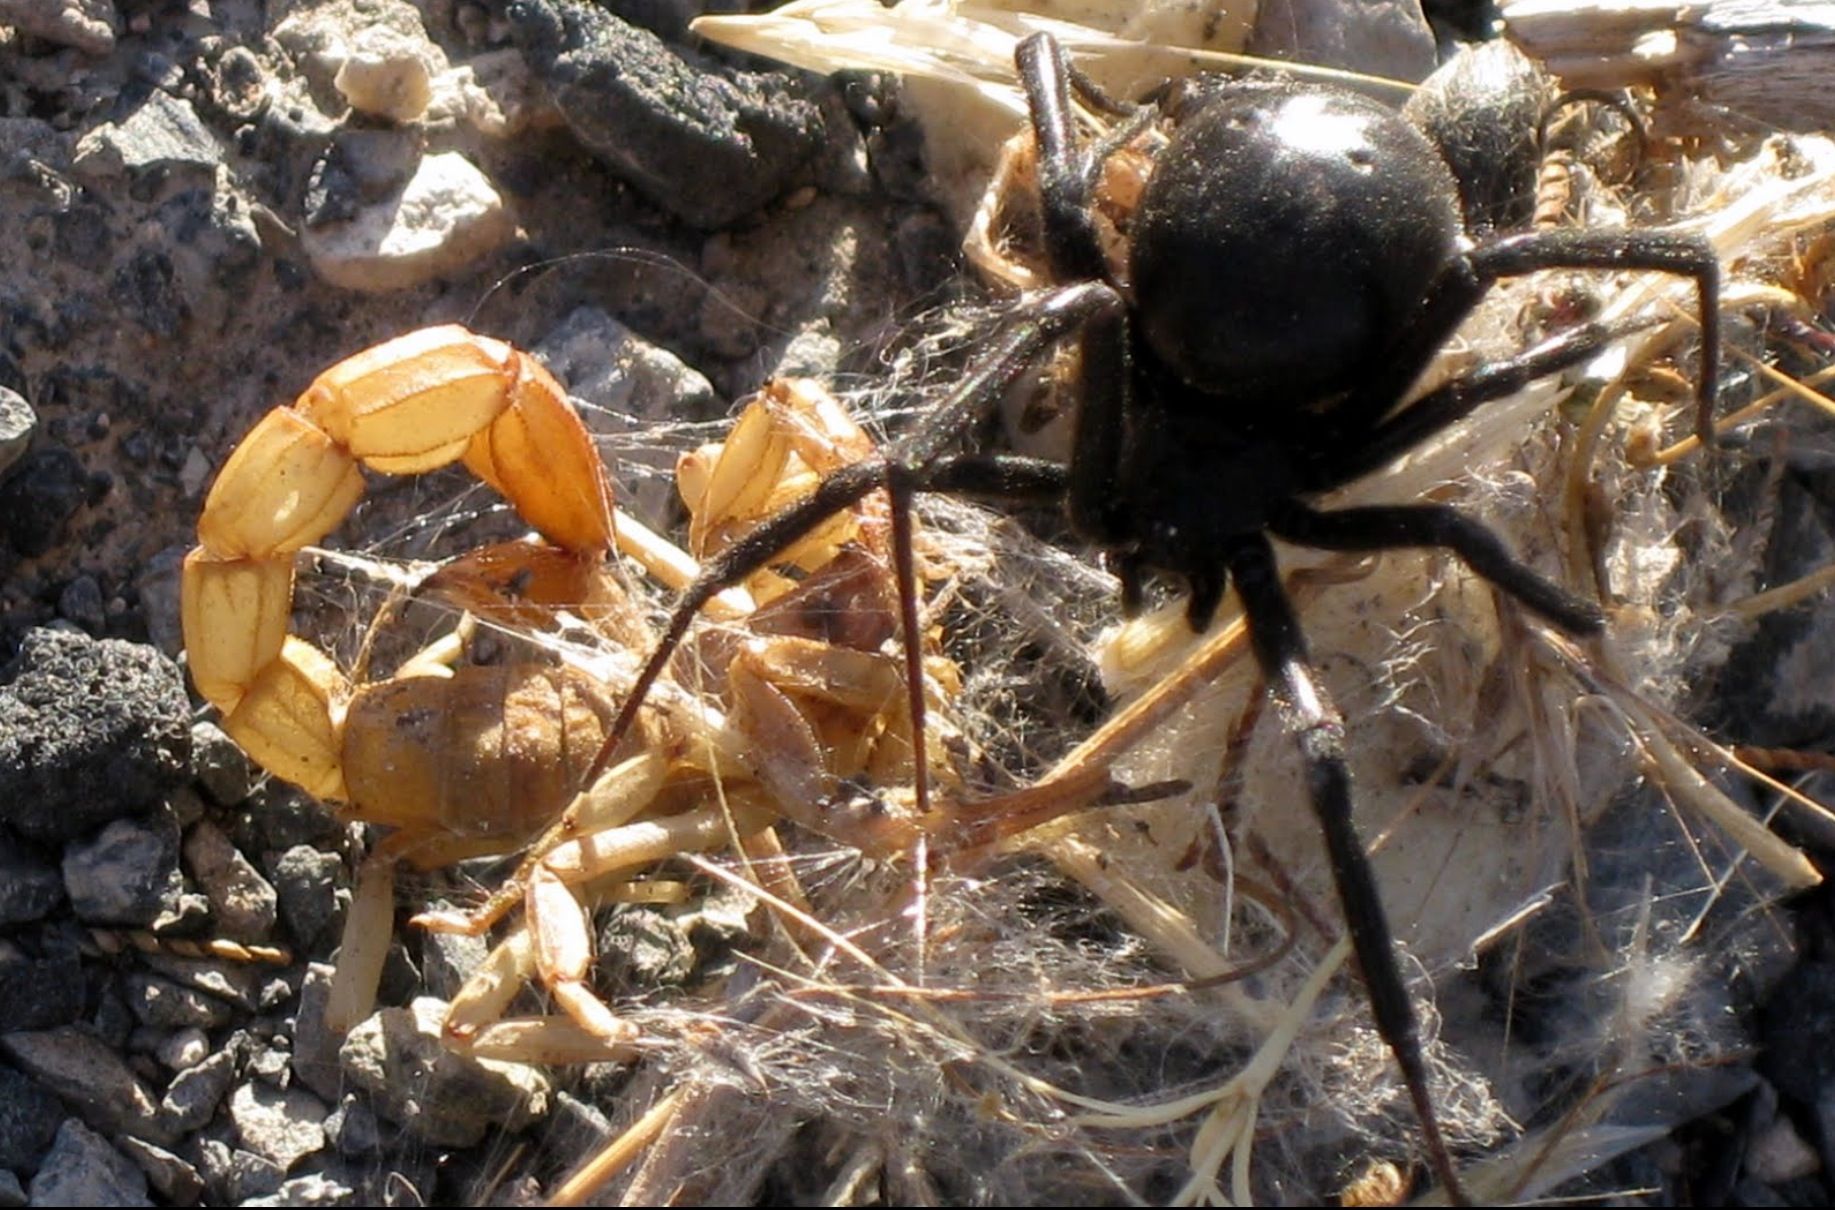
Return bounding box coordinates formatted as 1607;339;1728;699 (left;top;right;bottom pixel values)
1224;533;1469;1207
1269;499;1606;634
1330;228;1720;459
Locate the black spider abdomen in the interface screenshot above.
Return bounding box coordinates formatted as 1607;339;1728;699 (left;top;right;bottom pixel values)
1130;84;1462;407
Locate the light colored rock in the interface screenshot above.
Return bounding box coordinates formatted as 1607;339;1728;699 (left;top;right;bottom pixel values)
339;997;549;1147
271;0;438;99
0;387;32;479
154;1026;210;1071
1248;0;1437;82
178;445;210;499
227;1082;329;1172
425;49;559;138
181;818;278;941
61;816;181;927
301;151;514;293
333;26;435;122
0;0;117;56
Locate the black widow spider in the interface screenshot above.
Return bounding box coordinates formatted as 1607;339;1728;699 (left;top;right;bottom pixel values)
585;33;1722;1203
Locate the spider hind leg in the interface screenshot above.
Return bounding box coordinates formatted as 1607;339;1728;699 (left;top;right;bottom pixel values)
1226;532;1469;1204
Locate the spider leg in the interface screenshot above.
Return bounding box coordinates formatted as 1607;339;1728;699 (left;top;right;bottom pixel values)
1017;32;1108;281
1325;313;1654;483
585;458;887;790
1335;229;1719;447
1268;499;1606;634
918;453;1069;501
1474;229;1719;443
1224;532;1469;1207
1015;35;1139;548
582;283;1123;815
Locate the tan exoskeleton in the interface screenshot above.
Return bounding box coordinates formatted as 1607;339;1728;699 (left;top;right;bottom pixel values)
182;326;965;1060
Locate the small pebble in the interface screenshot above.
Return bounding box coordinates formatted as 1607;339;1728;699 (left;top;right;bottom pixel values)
155;1026;211;1071
228;1081;330;1172
62;817;182;927
339;997;550;1147
160;1044;238;1133
182;819;278;941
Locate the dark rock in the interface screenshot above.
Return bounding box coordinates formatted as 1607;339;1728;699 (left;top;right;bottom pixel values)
510;0;823;227
245;784;341;851
136;952;260;1012
0;929;85;1031
0;628;191;843
0;447;88;558
271;844;344;951
0;1062;63;1173
542;1090;611;1168
322;1095;380;1157
196;1137;285;1204
57;572;105;633
246;1041;292;1088
1759;957;1835;1105
89;980;135;1051
305;128;421;226
0;1027;173;1146
190;720;253;806
135;545;185;658
52;201;114;263
1247;0;1437;81
288;965;343;1104
73;89;222;180
417;925;486;1002
150;888;212;936
338;997;549;1147
0;839;64;925
595;903;695;989
207;45;271;124
113;248;186;340
124;971;237;1030
26;1119;150;1207
62;816;182;927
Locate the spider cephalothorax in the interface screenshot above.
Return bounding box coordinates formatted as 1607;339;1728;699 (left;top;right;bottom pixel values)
588;34;1724;1203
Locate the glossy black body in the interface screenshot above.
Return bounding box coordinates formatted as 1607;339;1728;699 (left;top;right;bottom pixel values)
1131;83;1462;405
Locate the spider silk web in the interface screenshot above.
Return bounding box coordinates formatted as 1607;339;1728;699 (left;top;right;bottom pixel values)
285;132;1835;1206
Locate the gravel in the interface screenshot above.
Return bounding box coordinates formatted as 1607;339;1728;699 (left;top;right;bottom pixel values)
0;0;1829;1205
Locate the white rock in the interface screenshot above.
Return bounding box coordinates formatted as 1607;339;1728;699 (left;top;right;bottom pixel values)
333;26;435;122
301;151;514;293
425;50;559;138
155;1026;211;1071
